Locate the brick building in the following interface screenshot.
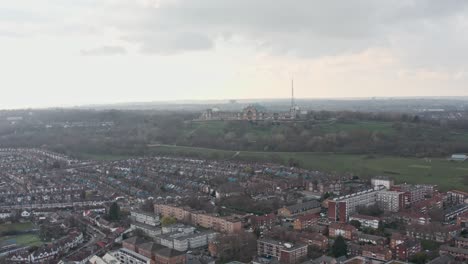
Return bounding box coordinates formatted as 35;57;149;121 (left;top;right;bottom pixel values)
299;232;328;251
328;187;384;222
154;204;192;222
328;223;357;240
293;213;320;230
154;248;186;264
250;213;276;229
394;240;421;261
439;246;468;261
278;200;321;217
349;214;380;229
154;204;242;233
257;239;307;264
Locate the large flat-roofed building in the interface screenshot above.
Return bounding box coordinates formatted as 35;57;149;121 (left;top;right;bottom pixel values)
349;214;380;229
376;191;405;212
439;246;468;261
157;229;217;252
89;253;120;264
120;237;186;264
112;248;152;264
447;190;468;205
154;204;242;233
257;239;307;264
154;248;186;264
329;223;357;240
277;200;321;217
392;184;427;206
131;210;160;227
131;222;162;238
450;154;468;161
154;204;192;222
371;176;394;190
328;186;385;222
191;213;242;233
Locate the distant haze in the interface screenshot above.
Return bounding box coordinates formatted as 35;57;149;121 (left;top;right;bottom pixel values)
1;1;468;109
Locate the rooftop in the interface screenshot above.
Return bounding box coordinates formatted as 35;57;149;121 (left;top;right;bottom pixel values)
155;248;186;258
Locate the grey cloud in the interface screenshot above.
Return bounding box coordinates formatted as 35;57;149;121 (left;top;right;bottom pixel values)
0;31;25;38
114;0;468;68
80;46;127;56
0;7;49;23
136;32;213;54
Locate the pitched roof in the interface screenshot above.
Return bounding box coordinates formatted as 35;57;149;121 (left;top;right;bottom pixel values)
285;200;320;213
296;213;320;222
440;245;468;254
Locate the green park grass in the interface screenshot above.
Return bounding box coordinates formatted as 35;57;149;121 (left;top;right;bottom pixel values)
0;234;43;247
147;145;468;192
77;120;468;191
0;222;42;248
0;222;34;233
78;153;135;161
316;121;396;135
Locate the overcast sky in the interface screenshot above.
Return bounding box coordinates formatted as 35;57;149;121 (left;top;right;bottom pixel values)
1;0;468;109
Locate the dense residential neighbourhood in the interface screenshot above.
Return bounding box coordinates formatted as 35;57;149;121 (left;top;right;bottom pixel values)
5;0;468;263
0;148;468;264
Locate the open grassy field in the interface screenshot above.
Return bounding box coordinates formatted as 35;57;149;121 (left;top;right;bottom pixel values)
0;234;43;247
0;222;34;233
315;121;397;135
187;120;399;137
0;222;42;247
73;120;468;192
146;145;468;192
77;153;136;161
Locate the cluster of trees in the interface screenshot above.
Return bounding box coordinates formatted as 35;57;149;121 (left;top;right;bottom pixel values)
106;202;121;222
161;216;177;226
212;232;257;263
2;108;468;158
356;204;384;217
39;224;66;241
0;109;195;158
180;120;467;157
266;227;348;259
219;196;282;215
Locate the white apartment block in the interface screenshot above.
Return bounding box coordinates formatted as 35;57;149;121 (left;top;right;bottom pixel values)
349;215;380;229
131;211;160;227
157;230;217;252
111;248;151;264
345;187;383;215
131;222;162;238
371;177;394;190
162;224;196;234
376;191;404;212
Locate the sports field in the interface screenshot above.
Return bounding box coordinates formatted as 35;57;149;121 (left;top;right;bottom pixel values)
0;234;42;247
0;222;42;247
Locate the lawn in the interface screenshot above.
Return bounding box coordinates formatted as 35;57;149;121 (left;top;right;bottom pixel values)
77;153;136;161
72;119;468;192
0;222;34;233
187;120;398;137
0;234;43;247
0;222;42;248
187;120;277;138
316;121;396;135
147;145;468;192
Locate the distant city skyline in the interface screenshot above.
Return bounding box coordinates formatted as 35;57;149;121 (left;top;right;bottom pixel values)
1;1;468;109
